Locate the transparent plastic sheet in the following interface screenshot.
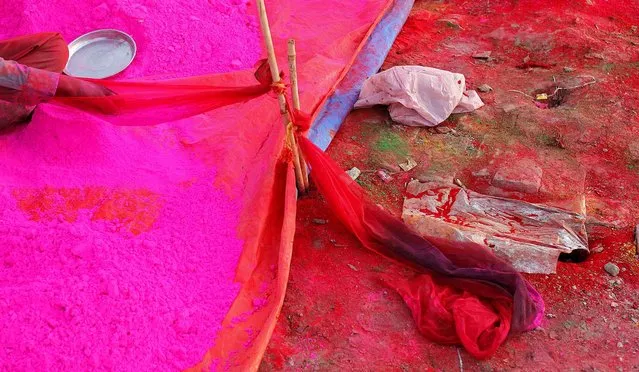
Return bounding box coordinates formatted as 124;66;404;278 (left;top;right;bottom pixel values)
297;136;544;359
403;180;589;274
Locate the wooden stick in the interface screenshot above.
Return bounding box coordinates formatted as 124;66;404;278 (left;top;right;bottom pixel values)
256;0;305;192
256;0;286;114
287;39;309;191
287;40;301;109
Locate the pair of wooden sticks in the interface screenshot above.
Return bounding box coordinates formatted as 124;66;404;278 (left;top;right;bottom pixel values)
256;0;309;193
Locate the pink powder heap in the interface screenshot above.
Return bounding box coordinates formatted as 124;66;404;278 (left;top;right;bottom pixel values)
0;0;264;368
1;0;261;79
0;173;245;371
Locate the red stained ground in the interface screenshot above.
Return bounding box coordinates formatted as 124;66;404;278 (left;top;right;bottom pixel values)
262;1;639;370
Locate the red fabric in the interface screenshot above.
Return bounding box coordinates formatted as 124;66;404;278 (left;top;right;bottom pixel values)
0;32;69;72
297;135;543;359
387;275;512;359
51;63;273;125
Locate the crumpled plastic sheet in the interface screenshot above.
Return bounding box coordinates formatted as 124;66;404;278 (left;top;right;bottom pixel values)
402;180;589;274
354;66;484;126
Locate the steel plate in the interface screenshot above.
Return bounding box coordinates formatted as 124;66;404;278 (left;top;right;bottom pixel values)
64;29;136;79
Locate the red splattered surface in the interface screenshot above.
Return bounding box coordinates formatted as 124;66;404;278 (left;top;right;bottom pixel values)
263;0;639;370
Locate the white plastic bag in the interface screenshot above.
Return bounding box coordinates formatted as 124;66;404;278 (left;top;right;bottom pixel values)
355;66;484;127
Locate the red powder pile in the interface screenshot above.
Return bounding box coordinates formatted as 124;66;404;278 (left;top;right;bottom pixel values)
0;0;262;369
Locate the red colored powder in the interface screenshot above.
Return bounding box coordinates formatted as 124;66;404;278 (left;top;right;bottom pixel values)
0;0;261;369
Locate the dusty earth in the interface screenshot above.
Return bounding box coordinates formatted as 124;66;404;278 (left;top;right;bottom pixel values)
262;1;639;370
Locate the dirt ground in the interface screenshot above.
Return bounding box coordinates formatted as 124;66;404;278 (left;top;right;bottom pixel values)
262;1;639;370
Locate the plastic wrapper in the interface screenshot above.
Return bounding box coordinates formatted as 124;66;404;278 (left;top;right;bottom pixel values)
403;180;589;274
354;66;484;126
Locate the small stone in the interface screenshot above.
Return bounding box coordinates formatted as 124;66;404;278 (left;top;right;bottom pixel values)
399;158;417;172
563;67;575;72
617;342;624;348
376;169;393;183
231;59;242;68
477;84;493;93
312;219;328;225
346;167;361;180
379;160;400;173
437;18;461;29
472;168;491;177
472;51;492;60
433;126;456;134
548;330;558;339
592;245;604;253
604;262;620;277
626;141;639;161
611;301;619;308
584;52;605;60
501;103;518;113
609;278;623;287
347;264;358;271
631;25;638;33
492;160;543;194
546;313;557;319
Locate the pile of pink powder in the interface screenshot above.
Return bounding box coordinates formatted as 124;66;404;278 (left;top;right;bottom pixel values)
1;0;261;78
0;0;262;370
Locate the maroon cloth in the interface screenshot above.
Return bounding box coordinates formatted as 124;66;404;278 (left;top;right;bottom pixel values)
0;33;68;129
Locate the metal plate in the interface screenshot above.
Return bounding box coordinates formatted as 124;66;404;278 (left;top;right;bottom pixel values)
64;29;136;79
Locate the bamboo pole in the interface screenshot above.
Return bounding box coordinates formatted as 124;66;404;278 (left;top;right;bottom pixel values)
287;40;301;109
255;0;286;114
287;39;309;191
256;0;306;192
